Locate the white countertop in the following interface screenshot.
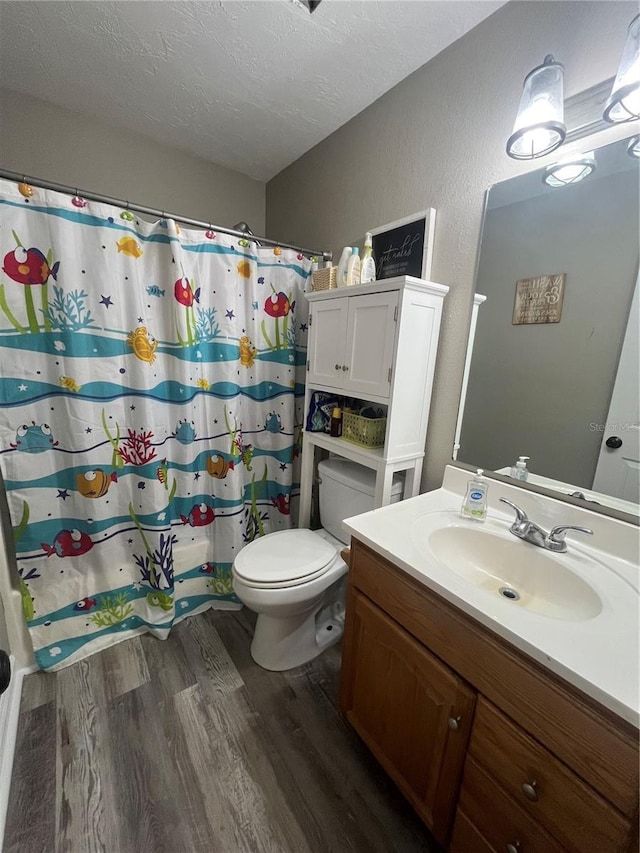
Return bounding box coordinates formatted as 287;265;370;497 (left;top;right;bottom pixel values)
343;465;640;727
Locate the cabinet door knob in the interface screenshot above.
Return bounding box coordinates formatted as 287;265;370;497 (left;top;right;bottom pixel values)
447;715;462;731
342;364;349;371
521;780;539;802
335;363;341;370
506;843;521;853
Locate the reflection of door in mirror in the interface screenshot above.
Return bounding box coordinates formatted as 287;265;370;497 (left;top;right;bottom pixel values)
452;293;487;461
458;135;639;516
593;271;639;503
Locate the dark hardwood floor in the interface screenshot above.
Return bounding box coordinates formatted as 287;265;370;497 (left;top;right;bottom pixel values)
5;608;440;853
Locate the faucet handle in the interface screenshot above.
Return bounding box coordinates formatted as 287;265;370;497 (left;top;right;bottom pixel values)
546;525;593;553
499;497;529;523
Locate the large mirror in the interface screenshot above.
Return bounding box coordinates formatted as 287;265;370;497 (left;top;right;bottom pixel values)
458;133;639;519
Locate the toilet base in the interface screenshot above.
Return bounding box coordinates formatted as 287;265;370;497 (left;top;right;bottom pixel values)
250;597;345;671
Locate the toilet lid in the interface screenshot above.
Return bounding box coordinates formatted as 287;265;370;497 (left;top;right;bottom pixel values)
234;529;337;587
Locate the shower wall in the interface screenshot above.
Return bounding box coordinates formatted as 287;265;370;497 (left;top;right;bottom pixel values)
0;87;266;232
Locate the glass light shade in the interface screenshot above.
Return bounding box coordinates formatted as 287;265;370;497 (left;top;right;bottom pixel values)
507;56;566;160
628;135;640;158
543;152;596;187
604;14;640;123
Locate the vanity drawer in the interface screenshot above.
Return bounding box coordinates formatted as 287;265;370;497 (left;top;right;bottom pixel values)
457;755;566;853
349;539;639;817
468;697;632;852
449;810;494;853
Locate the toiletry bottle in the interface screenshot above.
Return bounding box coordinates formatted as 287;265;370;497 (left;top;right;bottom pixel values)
308;258;319;292
461;469;489;522
360;232;376;284
346;247;361;286
510;456;530;481
337;247;352;288
330;406;343;437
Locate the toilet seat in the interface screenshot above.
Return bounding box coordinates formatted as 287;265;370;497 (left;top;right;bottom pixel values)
233;529;339;589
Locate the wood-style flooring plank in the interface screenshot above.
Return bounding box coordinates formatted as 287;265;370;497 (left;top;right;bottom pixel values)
177;614;243;700
138;628;196;701
152;682;230;853
167;683;258;853
55;659;123;853
4;701;57;853
202;686;314;853
106;681;203;853
97;634;150;702
19;669;57;712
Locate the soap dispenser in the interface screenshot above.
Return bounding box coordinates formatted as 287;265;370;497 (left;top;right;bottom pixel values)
360;232;376;284
461;469;489;522
510;456;530;482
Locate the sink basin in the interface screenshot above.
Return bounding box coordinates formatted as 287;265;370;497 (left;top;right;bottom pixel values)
414;521;603;621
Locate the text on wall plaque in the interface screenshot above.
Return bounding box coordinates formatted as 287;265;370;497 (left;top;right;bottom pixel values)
513;273;566;325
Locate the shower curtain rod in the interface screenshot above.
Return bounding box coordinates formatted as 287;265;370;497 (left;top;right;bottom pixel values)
0;168;333;262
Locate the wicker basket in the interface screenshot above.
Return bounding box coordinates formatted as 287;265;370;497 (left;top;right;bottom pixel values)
311;266;338;291
341;412;387;448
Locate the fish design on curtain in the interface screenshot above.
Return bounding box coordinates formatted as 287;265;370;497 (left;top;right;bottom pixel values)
0;180;310;670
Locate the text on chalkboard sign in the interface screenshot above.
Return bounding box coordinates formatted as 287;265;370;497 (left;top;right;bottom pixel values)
369;209;435;281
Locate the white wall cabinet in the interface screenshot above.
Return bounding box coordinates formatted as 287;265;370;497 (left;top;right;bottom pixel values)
299;276;449;527
308;291;399;399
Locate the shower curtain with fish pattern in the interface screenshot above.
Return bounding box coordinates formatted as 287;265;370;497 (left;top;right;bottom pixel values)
0;178;310;670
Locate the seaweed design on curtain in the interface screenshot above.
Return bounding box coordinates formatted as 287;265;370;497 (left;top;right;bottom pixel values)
0;180;310;670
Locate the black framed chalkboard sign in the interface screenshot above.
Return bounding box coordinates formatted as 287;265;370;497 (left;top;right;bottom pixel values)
369;209;436;281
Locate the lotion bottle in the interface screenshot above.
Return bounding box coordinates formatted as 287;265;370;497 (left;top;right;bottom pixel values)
510;456;530;481
360;232;376;284
336;247;352;288
461;469;489;522
346;247;361;286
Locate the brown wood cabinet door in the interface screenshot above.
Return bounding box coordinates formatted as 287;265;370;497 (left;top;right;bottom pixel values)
340;590;476;845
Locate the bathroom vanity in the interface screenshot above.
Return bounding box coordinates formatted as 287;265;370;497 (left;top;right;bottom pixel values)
339;467;639;852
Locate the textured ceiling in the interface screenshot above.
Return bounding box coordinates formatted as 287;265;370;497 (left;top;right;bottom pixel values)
0;0;504;181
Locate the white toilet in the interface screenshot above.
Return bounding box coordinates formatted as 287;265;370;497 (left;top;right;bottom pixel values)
232;458;403;671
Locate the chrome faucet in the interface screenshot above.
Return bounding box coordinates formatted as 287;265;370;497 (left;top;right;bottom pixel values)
499;498;593;553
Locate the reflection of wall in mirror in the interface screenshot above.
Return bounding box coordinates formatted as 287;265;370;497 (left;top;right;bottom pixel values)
460;166;638;492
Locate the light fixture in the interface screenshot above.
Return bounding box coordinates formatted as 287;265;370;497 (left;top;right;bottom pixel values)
506;55;566;160
628;135;640;158
290;0;322;12
543;152;596;187
604;14;640;123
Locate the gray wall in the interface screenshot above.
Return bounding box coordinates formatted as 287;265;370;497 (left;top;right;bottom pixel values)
266;0;637;490
0;87;266;232
461;169;639;488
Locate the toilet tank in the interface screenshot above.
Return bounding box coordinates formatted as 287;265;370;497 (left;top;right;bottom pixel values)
317;458;403;545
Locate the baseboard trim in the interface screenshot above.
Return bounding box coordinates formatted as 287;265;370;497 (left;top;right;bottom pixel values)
0;658;24;852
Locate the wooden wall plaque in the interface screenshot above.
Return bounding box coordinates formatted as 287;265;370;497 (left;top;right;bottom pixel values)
512;274;566;325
